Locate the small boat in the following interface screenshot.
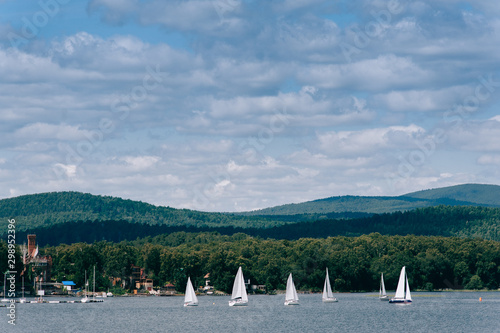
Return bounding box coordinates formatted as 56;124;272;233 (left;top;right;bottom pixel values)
379;273;389;301
36;276;45;303
1;274;8;303
92;266;96;302
322;268;338;303
81;270;89;303
184;277;199;307
96;291;107;298
229;266;248;307
106;289;113;297
284;273;299;306
389;266;412;304
19;276;27;303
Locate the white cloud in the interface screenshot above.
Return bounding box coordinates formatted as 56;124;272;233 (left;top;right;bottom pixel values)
316;125;425;157
477;154;500;165
14;123;91;141
373;86;473;112
447;119;500;152
298;55;433;91
121;155;160;170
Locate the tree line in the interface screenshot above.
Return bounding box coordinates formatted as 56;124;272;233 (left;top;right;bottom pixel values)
3;232;499;294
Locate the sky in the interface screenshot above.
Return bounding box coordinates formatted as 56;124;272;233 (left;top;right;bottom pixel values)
1;0;500;212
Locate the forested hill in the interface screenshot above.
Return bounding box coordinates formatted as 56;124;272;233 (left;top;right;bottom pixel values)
1;184;499;233
0;191;281;231
7;206;500;246
404;183;500;206
243;184;500;215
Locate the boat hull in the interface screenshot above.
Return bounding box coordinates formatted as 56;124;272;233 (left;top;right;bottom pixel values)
379;295;390;301
229;299;248;306
184;302;198;307
322;298;338;303
284;300;299;306
389;298;412;304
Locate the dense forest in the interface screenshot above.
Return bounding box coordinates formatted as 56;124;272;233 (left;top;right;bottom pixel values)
6;206;500;246
2;233;499;294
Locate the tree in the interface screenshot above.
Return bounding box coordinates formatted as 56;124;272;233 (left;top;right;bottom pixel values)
465;275;483;290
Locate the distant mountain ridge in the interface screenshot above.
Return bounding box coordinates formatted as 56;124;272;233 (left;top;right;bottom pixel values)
243;184;500;216
404;183;500;206
1;184;499;234
0;191;278;232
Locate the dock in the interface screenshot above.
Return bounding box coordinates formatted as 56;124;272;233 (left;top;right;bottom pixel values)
2;299;104;304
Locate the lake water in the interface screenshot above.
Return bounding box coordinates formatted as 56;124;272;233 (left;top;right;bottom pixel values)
2;292;499;332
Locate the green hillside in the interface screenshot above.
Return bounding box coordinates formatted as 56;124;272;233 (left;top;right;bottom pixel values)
5;205;499;246
243;184;500;216
1;184;499;234
0;191;280;232
404;183;500;205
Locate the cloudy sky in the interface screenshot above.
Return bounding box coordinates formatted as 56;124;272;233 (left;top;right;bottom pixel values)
1;0;500;212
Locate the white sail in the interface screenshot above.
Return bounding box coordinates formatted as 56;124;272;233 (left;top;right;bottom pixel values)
1;274;7;302
380;273;387;296
285;273;299;305
184;277;198;306
81;270;88;302
379;272;390;301
19;276;26;303
229;266;248;306
322;268;337;302
393;266;406;299
323;268;334;299
405;275;412;301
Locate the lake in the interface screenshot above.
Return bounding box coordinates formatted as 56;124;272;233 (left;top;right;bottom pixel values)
2;292;499;332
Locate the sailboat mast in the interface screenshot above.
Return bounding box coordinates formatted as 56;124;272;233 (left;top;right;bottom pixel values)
85;270;87;298
403;269;408;298
93;266;96;301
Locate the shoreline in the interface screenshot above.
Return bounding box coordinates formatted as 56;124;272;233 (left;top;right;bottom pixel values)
5;289;498;299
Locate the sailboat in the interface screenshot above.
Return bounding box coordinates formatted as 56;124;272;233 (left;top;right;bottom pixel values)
19;276;26;303
1;274;8;302
229;266;248;306
36;276;45;303
389;266;412;304
81;270;89;303
284;273;299;306
379;273;389;301
92;266;96;302
322;268;338;303
184;277;199;307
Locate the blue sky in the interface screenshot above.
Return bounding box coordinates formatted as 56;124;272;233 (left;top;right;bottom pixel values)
1;0;500;212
